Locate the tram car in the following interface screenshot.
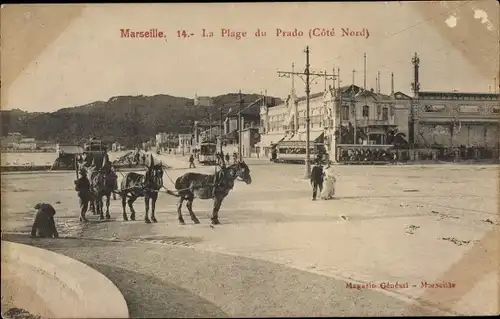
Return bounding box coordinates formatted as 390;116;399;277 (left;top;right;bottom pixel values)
198;142;217;165
336;144;396;164
274;141;329;164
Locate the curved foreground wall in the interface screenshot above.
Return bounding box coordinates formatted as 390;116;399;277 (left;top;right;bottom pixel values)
1;241;129;318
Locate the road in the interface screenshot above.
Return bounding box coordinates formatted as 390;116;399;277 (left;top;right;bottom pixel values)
1;159;499;316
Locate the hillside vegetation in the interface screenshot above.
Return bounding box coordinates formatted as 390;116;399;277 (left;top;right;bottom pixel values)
1;93;282;147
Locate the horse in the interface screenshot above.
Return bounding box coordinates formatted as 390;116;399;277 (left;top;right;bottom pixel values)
165;160;252;225
80;155;116;220
119;154;164;223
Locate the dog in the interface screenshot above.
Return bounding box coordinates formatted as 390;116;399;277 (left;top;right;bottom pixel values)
31;203;59;238
320;164;336;200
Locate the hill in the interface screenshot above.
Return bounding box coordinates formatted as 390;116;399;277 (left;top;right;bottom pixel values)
0;93;282;147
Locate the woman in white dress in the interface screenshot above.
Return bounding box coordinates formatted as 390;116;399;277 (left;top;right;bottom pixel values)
320;162;336;200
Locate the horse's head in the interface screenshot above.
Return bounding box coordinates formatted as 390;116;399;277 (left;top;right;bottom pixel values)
145;154;164;190
229;161;252;185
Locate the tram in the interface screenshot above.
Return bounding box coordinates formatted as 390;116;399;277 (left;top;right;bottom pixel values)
337;144;396;164
274;141;329;164
198;141;217;165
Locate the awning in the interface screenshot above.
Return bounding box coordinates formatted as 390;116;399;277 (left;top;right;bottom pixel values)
286;131;324;142
255;134;287;147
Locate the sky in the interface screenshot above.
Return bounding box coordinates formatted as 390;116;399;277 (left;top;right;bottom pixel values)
2;2;499;113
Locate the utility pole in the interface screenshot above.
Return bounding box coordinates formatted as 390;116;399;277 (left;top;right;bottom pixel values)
411;52;421;149
277;46;336;178
351;69;357;145
391;72;394;95
377;70;381;93
363;53;367;91
220;107;224;154
238;90;243;159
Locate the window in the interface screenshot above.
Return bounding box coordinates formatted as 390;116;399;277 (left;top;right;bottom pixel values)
382;107;389;121
459;105;480;113
341;105;350;121
362;105;369;118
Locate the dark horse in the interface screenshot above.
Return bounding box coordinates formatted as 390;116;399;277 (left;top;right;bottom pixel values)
166;160;252;225
120;154;164;223
81;156;117;220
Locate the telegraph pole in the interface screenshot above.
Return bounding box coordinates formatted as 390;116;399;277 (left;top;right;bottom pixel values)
411;52;421;148
220;107;224;154
238;90;243;158
305;47;311;178
277;46;336;178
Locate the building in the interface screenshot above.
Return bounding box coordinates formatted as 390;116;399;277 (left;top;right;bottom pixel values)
257;83;411;160
335;85;411;146
408;52;500;159
240;127;260;157
257;88;334;158
178;133;193;154
56;144;83;155
194;93;213;107
413;91;500;149
1;132;23;149
155;132;168;146
13;137;37;150
111;142;123;152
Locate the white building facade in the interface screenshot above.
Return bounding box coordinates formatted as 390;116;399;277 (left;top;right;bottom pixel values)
257;87;339;159
258;85;412;161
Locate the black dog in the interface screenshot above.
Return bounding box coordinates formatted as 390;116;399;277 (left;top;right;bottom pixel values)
31;203;59;238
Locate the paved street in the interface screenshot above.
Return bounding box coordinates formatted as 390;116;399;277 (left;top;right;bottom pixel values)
1;159;499;316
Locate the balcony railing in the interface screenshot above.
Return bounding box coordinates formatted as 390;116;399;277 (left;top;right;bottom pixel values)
356;119;392;126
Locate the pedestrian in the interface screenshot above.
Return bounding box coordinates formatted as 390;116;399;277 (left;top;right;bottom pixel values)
320;162;336;200
189;154;196;168
310;160;324;201
74;168;92;222
31;203;58;238
225;153;230;163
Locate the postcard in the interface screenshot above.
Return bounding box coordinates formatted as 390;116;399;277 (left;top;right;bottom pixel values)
1;2;499;318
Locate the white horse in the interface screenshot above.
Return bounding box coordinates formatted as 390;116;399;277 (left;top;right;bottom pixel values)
320;164;336;200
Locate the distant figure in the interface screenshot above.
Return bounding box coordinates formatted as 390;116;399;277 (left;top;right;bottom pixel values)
31;203;58;238
225;153;230;162
74;168;92;222
271;149;277;161
189;154;196;168
142;154;147;165
320;162;336;200
310;160;324;201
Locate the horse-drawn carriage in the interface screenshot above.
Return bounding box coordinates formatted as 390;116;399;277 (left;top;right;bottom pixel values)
75;138;108;178
74;138;118;220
